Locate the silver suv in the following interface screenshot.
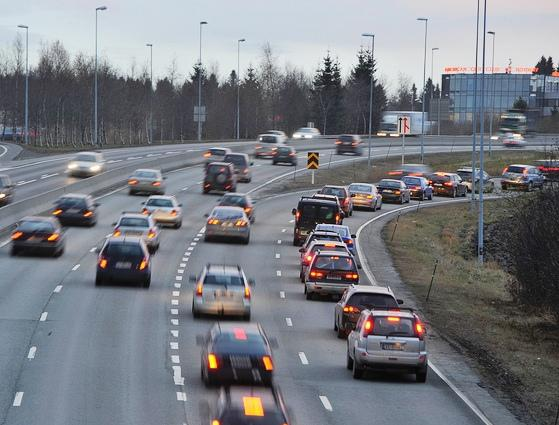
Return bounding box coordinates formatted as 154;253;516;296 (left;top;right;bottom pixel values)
346;308;428;382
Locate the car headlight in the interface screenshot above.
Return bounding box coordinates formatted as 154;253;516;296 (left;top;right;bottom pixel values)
90;164;101;172
67;163;78;170
0;193;5;199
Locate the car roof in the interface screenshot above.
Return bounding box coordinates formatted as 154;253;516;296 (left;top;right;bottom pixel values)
315;250;353;258
224;386;281;412
432;172;456;177
316;224;349;231
208;146;231;151
507;164;531;168
217;322;261;334
369;309;415;319
310;230;340;236
147;195;175;200
211;206;245;214
208;161;232;167
349;182;373;186
308;239;346;247
225;152;248;157
58;193;89;199
74;151;99;156
105;235;145;244
206;264;243;276
347;284;395;296
298;197;338;206
379;179;401;184
119;212;149;219
20;216;58;224
322;185;347;189
133;168;160;173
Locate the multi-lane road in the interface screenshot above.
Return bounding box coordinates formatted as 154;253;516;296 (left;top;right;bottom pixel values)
0;138;533;425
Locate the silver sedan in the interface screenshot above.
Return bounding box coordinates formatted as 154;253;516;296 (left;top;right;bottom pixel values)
128;169;166;195
204;206;251;244
142;195;183;228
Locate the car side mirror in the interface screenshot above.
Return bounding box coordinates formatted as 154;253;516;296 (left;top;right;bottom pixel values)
351;234;356;238
178;203;183;207
94;202;100;207
163;176;167;180
189;275;197;283
248;278;256;287
350;193;356;197
291;208;297;216
112;222;117;226
357;264;362;269
340;211;345;218
298;248;305;253
397;299;404;305
203;213;209;218
250;161;254;166
140;201;145;205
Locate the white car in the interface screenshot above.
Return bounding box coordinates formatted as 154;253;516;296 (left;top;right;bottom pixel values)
292;127;321;139
255;134;286;158
502;133;527;148
263;130;288;143
66;151;105;177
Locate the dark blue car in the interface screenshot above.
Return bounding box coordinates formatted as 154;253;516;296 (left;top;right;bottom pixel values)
402;176;433;201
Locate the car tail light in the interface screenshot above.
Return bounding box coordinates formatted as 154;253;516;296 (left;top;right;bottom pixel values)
343;306;360;313
244;286;251;299
523;168;529;175
195;282;203;296
309;269;324;279
343;197;349;206
142;208;149;215
415;320;426;340
443;182;453;187
428;180;433;185
244;207;252;214
99;257;108;269
366;195;373;199
207;218;220;225
289;152;296;157
502;167;508;175
345;273;359;280
52;209;63;216
207;353;218;370
352;141;359;146
388;171;401;176
147;229;157;239
170;210;177;217
243;168;249;174
305;255;313;264
363;318;374;336
113;228;121;237
335;214;340;222
235;220;247;227
47;233;60;242
11;231;23;240
295;210;300;220
211;420;220;425
83;210;93;217
152;181;161;187
262;355;274;371
387;316;400;322
203;152;211;158
139;258;148;270
128;179;138;185
346;239;353;246
335;140;342;145
394;190;401;195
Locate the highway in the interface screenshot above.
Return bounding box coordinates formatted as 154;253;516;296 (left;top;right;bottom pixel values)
0;139;528;425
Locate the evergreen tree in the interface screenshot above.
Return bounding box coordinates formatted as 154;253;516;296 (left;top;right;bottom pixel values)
513;96;528;111
545;57;554;75
311;52;343;134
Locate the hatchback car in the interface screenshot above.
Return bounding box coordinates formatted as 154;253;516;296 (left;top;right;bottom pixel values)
204;147;232;169
205;206;251;244
304;250;359;300
0;174;15;206
318;185;353;216
299;240;349;282
401;176;433;201
272;145;297;166
336;134;363;155
255;134;286;158
204;162;237;194
299;229;344;256
96;236;151;287
66;151;105;177
348;183;382;211
142;195;182;228
224;153;253;183
11;216;65;257
52;193;99;226
456;167;494;193
334;285;402;338
501;164;545;191
377;179;411;204
128;169;166;195
292;127;320;139
191;264;254;319
112;212;160;252
291;196;344;246
315;223;357;257
347;308;428;382
428;172;468;197
218;193;255;223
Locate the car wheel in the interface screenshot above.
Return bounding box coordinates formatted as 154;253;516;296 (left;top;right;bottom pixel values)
243;312;251;321
129;190;136;196
428;192;433;200
242;235;250;245
346;348;354;370
377;202;382;210
293;237;299;246
54;247;64;257
300;271;305;283
306;291;313;300
416;366;428;383
352;356;364;379
334;316;338;331
192;302;201;318
272;161;277;165
142;276;151;288
175;221;182;229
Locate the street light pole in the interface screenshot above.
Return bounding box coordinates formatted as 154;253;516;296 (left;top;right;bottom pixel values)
197;21;208;141
362;33;375;168
471;0;480;205
417;18;428;163
487;31;495;157
478;0;488;264
430;47;439;136
94;6;107;146
17;25;29;145
236;38;245;140
146;43;153;144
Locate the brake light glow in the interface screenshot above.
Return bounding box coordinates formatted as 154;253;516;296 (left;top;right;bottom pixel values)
244;285;251;299
388;171;401;175
113;229;121;237
152;181;161;186
289;152;296;157
335;140;342;145
207;219;220;225
211;420;220;425
139;258;148;270
343;198;349;206
83;211;93;217
309;270;324;279
47;233;60;242
363;318;374;335
387;316;400;322
203;152;211;158
196;282;203;296
244;207;252;214
243;396;265;417
128;179;138;185
11;231;23;240
443;182;453;187
170;210;177;217
295;210;300;220
262;355;274;371
343;306;359;313
345;273;359;279
346;239;353;246
235;220;248;227
352;141;359;146
367;195;373;199
502;167;508;174
415;321;426;340
335;214;340;222
208;353;218;370
99;257;108;269
243;168;249;174
147;229;157;239
305;255;313;263
394;190;401;195
52;209;63;216
234;327;248;340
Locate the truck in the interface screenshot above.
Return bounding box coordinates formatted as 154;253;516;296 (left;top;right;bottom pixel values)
498;111;527;137
377;111;428;137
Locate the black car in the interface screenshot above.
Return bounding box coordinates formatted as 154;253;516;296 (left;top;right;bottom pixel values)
201;323;275;386
291;196;344;246
96;236;151;287
377;179;411;204
218;193;255;223
401;176;433;200
0;174;15;206
11;216;65;257
52;193;99;226
428;172;468;197
204;162;237;194
272;145;297;166
210;386;291;425
335;134;363;155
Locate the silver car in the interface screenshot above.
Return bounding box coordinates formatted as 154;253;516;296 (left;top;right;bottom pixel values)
347;308;428;382
205;206;251;244
191;264;253;320
112;212;160;252
66;151;105;177
223;153;253;183
128;169;166;195
142;195;182;228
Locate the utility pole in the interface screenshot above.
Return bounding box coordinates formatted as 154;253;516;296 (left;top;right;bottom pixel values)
197;21;208;141
478;0;488;264
146;43;153;144
94;6;107;146
17;25;29;145
417;18;428;163
236;38;245;140
362;33;375;168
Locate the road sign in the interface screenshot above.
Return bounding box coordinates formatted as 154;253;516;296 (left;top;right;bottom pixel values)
307;152;319;169
193;106;206;122
398;116;411;135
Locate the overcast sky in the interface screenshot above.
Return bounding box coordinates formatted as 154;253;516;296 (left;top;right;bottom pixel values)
1;0;557;94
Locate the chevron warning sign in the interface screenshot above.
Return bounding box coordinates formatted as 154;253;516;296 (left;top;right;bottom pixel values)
307;152;319;169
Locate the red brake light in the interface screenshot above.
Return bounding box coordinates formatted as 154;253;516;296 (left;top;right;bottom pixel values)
47;233;60;242
262;355;274;371
305;255;313;263
335;140;342;145
343;198;349;206
11;231;23;240
99;257;108;269
243;168;249;174
415;320;425;340
152;181;161;186
128;179;138;185
52;209;63;216
244;285;251;299
170;209;177;217
208;353;218;369
142;208;149;215
443;182;453;187
211;420;220;425
203;152;211;158
139;258;148;270
83;210;93;217
196;282;203;296
309;270;324;279
387;316;400;322
235;220;247;227
363;318;374;336
207;218;220;225
343;306;360;313
295;210;300;220
344;273;359;279
113;228;121;237
244;207;252;214
147;229;157;239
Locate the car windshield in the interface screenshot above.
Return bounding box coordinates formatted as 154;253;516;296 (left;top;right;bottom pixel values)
300;204;337;222
277;147;291;154
220;196;248;207
212;208;244;220
349;184;371;193
225;155;246;166
379;180;401;188
339;135;354;142
456;171;472;181
133;171;158;179
119;217;149;228
320;187;346;198
348;293;398;309
372;316;416;337
505;166;526;174
56;197;87;208
105;243;143;257
146;199;174;208
18;220;54;233
313;255;354;271
213;332;265;351
74;154;96;162
402;177;421;186
204;273;243;286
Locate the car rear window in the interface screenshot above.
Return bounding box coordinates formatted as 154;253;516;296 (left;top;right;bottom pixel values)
220;196;248;207
119;217;149;227
133;171;157;178
146;198;173;208
316;225;349;239
56;197;87;208
204;273;243;286
505;166;526;174
313;255;355;271
456;171;472;181
212;208;244;220
348;293;398;309
300;204;337;221
277;147;291;154
105;243;143;257
320;187;346;198
379;180;401;188
18;220;55;233
207;164;230;175
339;135;354;142
224;155;247;166
260;136;277;143
372;316;415;337
349;184;371;193
402;177;421;186
430;175;451;183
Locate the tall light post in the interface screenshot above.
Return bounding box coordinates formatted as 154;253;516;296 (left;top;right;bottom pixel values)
146;43;153;144
478;0;488;264
430;47;439;136
197;21;208;141
94;6;107;146
17;25;29;145
417;18;428;163
487;30;496;156
236;38;246;140
362;33;375;168
471;0;481;205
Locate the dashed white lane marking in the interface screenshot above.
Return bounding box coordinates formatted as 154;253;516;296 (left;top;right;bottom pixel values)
107;159;123;163
184;252;192;256
16;179;36;186
298;352;309;365
196;181;202;184
173;366;184;385
105;233;112;238
90;247;97;253
172;291;180;297
40;172;59;179
171;309;179;315
279;291;285;299
170;342;179;350
175;276;183;281
176;392;187;401
275;253;281;259
147;153;162;157
171;299;179;306
27;346;37;359
276;270;282;277
127;156;142;160
171;319;179;326
179;263;186;267
277;240;282;245
166;151;180;154
319;395;333;411
187;247;194;251
285;318;293;327
182;257;189;261
177;269;184;274
197;233;203;237
12;392;24;407
72;264;80;271
281;228;287;233
171;330;179;338
53;285;63;293
190;242;197;246
174;283;181;289
39;312;48;321
193;237;200;242
171;355;180;364
181;186;189;191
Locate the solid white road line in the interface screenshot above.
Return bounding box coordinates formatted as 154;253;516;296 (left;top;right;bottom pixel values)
279;291;285;299
281;228;287;233
90;247;97;252
27;346;37;359
39;312;48;321
319;395;333;411
285;318;293;327
72;264;80;271
0;239;10;248
53;285;63;293
298;352;309;365
12;392;24;407
276;270;282;277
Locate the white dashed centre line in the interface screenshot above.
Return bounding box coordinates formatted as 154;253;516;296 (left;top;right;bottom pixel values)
279;291;285;299
193;237;200;242
171;299;179;306
40;173;59;179
177;269;184;274
319;395;333;411
289;219;295;223
298;352;309;365
170;342;179;350
176;392;187;401
181;186;189;191
90;247;97;252
127;156;142;160
275;253;281;259
187;247;194;251
277;240;282;245
276;270;282;277
175;276;183;281
16;179;36;186
27;346;37;359
12;392;24;407
182;257;189;261
171;330;179;337
190;242;197;246
285;318;293;327
72;264;80;271
171;309;179;315
39;312;48;322
179;263;186;267
281;228;287;233
172;291;180;297
53;285;63;293
185;252;192;256
174;283;181;289
171;319;179;326
171;355;180;364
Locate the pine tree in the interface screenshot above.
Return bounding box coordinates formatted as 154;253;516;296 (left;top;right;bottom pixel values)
534;56;547;75
311;52;343;134
545;57;554;75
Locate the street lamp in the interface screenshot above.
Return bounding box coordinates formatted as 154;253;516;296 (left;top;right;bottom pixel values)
197;21;208;141
430;47;439;136
146;43;153;144
236;38;246;140
478;0;488;264
17;25;29;145
487;30;496;156
417;18;428;163
362;33;375;168
94;5;107;146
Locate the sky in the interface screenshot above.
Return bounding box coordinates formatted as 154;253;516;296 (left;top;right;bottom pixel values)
0;0;557;94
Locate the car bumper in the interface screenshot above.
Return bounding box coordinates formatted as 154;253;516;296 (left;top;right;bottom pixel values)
352;198;374;208
432;187;453;196
501;180;528;188
151;212;181;225
409;189;425;199
129;184;164;193
381;193;403;201
306;281;353;295
13;240;63;252
337;146;361;153
193;297;250;316
57;213;96;225
97;268;150;283
206;366;271;385
205;225;250;239
68;169;98;177
355;346;428;370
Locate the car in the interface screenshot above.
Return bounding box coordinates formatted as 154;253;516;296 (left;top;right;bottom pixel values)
346;308;428;382
11;216;65;257
112;212;160;252
52;193;99;226
304;250;359;300
209;386;290;425
315;223;357;257
263;130;288;143
291;196;344;246
292;127;320;139
255;134;286;158
299;229;344;255
311;193;342;209
335;134;363;155
141;195;182;228
401;176;433;201
191;264;254;319
377;179;411;204
203;147;232;169
217;193;255;223
428;172;468;197
299;240;349;282
128;169;166;195
501;164;545;191
204;162;237;194
66;151;105;177
318;185;353;216
224;153;253;183
456;167;494;193
502;132;527;148
348;183;382;211
0;174;15;206
334;285;402;338
271;145;297;166
205;206;251;244
95;236;151;287
534;159;559;182
387;163;433;179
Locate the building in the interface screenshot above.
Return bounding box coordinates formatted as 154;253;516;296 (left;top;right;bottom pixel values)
440;73;559;123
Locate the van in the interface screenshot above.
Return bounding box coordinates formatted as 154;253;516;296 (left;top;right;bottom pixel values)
224;153;253;183
291;196;344;246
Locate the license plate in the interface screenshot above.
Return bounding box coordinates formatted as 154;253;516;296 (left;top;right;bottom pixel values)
67;208;79;213
383;189;392;193
434;183;443;187
381;342;405;351
327;275;342;280
115;262;132;269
